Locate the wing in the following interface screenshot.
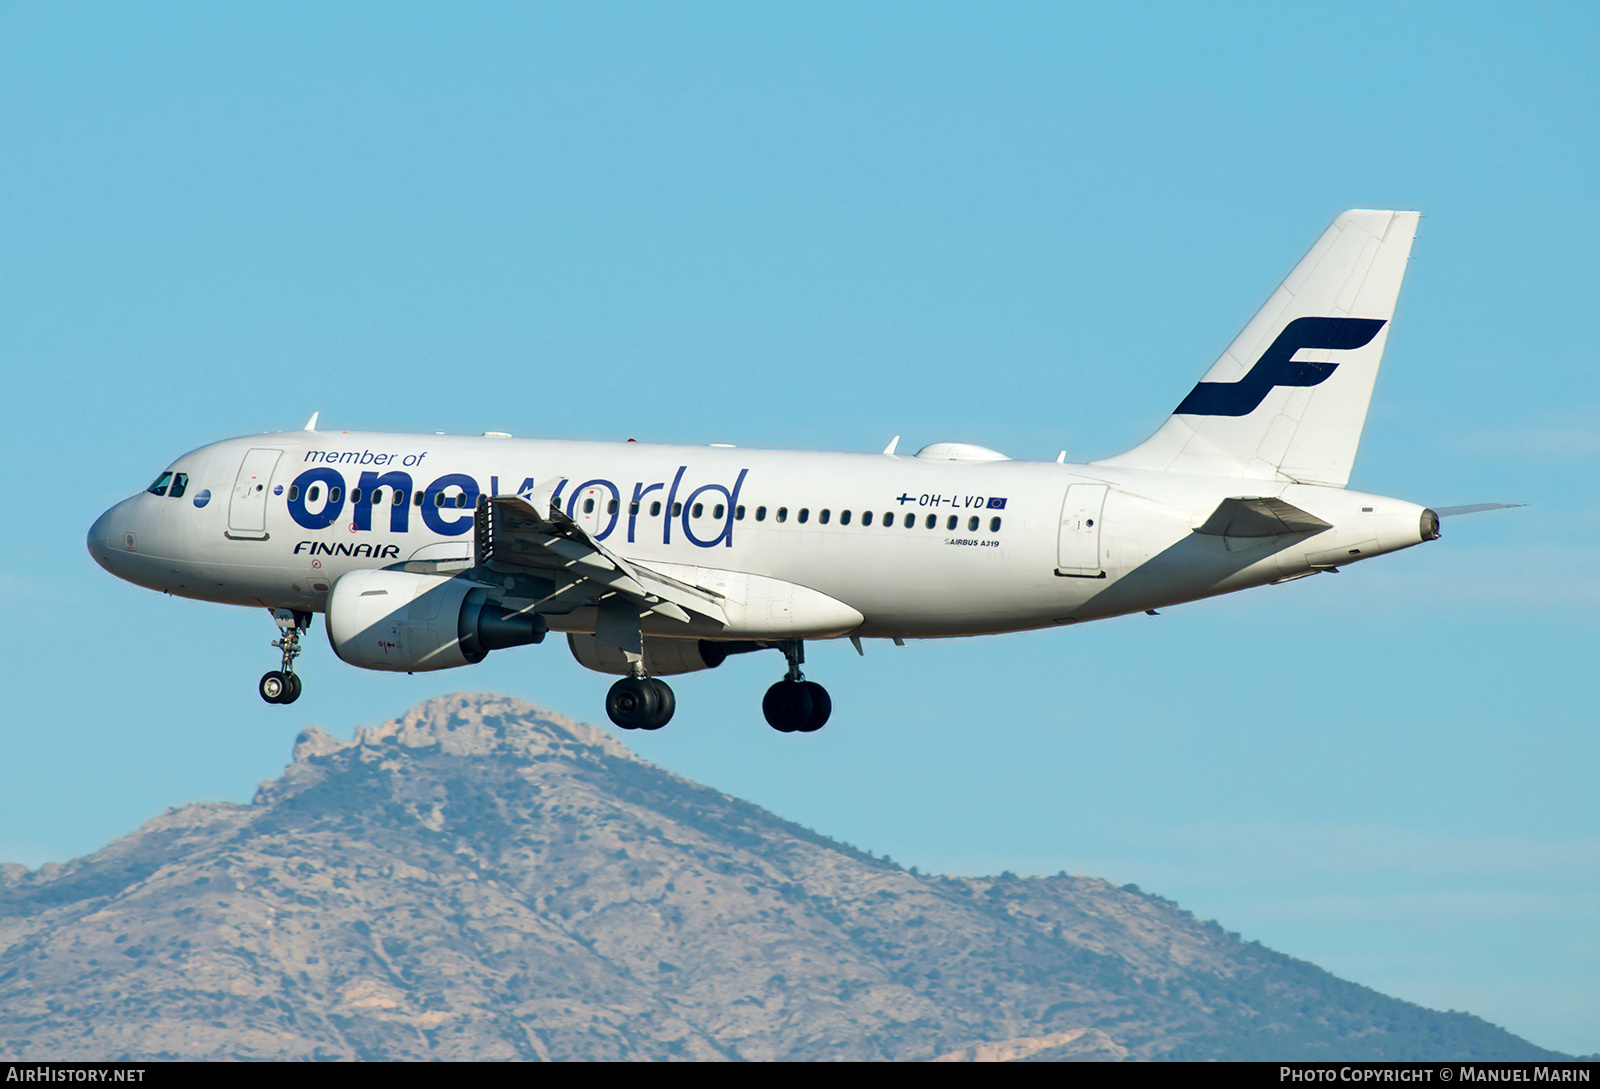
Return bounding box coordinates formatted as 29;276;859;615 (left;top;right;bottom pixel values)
472;493;728;629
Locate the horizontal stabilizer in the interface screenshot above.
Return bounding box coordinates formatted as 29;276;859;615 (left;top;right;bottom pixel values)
1195;496;1332;538
1435;503;1524;517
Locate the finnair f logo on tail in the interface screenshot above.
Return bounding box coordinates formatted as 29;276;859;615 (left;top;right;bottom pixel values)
1175;316;1387;417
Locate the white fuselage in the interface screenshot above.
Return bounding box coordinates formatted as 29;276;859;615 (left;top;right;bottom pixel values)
87;430;1435;644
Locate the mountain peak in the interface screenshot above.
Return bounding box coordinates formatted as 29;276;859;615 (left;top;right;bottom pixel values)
0;694;1567;1062
297;692;632;763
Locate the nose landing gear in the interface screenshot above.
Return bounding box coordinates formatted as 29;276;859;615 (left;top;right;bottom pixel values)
260;608;310;705
763;640;831;733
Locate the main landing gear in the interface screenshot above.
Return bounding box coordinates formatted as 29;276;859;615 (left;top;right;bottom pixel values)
260;608;310;705
763;640;831;734
606;674;676;731
599;639;831;735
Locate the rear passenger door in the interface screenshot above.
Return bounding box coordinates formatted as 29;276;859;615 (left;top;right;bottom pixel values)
1055;484;1108;577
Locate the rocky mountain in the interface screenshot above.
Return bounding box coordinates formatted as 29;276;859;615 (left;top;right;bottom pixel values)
0;694;1568;1061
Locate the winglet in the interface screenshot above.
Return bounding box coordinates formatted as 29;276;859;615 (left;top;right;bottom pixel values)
303;411;320;432
882;436;900;456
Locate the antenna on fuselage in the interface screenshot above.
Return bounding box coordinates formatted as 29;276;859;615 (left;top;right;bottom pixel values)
882;436;900;456
303;411;320;432
1055;451;1066;463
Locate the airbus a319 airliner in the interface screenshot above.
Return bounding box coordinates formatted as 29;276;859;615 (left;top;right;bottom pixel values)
89;210;1503;733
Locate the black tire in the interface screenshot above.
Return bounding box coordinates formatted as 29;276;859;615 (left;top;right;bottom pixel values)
797;681;831;732
762;680;813;733
638;679;675;730
281;673;303;705
606;677;661;730
259;672;287;704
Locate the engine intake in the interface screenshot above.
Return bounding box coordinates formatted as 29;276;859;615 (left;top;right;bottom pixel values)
327;569;545;672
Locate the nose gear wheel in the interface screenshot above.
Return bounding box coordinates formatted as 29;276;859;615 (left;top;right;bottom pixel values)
259;670;302;705
260;608;310;705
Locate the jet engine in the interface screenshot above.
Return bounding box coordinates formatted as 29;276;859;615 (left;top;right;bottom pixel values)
567;634;764;676
327;569;545;672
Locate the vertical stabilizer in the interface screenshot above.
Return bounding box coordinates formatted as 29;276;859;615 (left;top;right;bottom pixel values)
1095;210;1419;487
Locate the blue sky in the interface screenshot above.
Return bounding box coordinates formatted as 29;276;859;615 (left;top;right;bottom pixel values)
2;2;1596;1055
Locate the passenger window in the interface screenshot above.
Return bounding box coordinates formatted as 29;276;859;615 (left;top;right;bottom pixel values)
330;487;342;504
672;502;682;517
169;473;189;499
607;499;619;515
840;510;851;526
394;490;405;506
650;501;662;517
756;506;767;522
968;516;979;531
583;498;595;514
629;501;640;515
457;493;469;508
288;485;300;502
147;472;172;497
308;485;322;503
819;509;830;525
946;515;957;530
435;492;447;507
925;514;936;530
714;503;725;519
990;517;1002;532
351;488;363;504
414;491;424;507
862;511;873;527
799;508;810;524
777;507;788;523
370;488;383;505
735;505;745;520
903;513;914;529
692;502;703;518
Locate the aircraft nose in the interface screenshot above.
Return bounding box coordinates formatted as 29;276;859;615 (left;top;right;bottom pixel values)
87;504;122;572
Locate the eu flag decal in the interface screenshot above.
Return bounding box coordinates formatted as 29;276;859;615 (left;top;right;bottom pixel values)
987;497;1007;510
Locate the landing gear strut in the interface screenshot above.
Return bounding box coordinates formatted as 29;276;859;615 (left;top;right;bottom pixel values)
606;672;675;730
763;640;831;733
260;608;310;705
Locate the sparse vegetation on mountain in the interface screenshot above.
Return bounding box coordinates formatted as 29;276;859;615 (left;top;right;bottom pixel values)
0;695;1566;1061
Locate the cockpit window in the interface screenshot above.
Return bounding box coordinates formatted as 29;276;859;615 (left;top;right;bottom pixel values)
169;473;189;499
147;472;172;497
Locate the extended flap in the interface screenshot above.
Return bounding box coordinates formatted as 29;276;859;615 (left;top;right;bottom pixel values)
475;494;727;627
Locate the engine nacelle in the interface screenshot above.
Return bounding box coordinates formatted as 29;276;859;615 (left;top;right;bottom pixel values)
567;634;765;677
327;568;545;672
